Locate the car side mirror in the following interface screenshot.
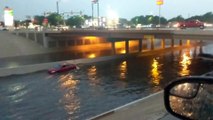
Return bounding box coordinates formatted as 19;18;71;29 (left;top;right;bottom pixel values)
164;76;213;120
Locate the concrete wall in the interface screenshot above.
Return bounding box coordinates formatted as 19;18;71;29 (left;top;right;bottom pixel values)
0;55;128;77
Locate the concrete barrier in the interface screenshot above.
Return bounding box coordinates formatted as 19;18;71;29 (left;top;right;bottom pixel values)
0;55;128;77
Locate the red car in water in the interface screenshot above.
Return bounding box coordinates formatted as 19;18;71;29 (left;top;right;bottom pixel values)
48;63;78;74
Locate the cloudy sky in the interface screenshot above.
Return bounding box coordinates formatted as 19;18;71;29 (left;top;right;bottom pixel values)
0;0;212;21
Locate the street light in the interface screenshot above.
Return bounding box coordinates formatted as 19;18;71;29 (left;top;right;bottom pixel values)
91;0;100;27
156;0;163;27
56;0;61;14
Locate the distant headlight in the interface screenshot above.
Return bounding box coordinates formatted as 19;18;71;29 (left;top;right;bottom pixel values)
173;23;179;28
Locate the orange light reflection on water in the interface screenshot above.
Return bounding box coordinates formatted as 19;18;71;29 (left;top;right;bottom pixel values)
119;49;126;54
179;52;192;76
87;53;96;58
119;61;127;80
186;40;191;46
151;58;162;86
115;41;125;48
58;74;80;116
81;36;100;43
88;65;99;86
82;36;98;39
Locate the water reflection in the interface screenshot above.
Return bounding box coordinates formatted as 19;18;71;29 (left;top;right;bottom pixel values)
88;65;99;86
8;83;27;103
186;40;191;46
179;51;192;76
58;74;80;117
87;53;96;59
119;61;127;80
150;58;162;86
119;49;126;54
8;62;20;68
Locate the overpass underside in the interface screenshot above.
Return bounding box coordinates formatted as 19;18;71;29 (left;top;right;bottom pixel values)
13;30;211;54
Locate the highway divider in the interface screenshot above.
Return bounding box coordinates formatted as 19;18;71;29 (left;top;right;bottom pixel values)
0;54;130;77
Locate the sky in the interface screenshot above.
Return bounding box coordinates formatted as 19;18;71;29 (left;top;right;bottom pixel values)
0;0;213;21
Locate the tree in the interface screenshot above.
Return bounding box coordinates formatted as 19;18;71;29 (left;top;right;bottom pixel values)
202;12;213;23
119;18;130;27
168;15;185;22
47;13;63;26
34;15;45;25
66;15;85;28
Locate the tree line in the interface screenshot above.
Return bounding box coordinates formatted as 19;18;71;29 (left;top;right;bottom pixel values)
15;12;213;28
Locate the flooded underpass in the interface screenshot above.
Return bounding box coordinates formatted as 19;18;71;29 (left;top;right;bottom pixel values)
1;44;213;119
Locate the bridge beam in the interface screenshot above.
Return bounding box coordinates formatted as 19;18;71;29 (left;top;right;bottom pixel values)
179;39;183;46
125;40;129;54
34;31;37;42
161;39;165;49
138;39;143;52
171;39;174;47
111;42;116;54
199;46;203;54
150;38;154;50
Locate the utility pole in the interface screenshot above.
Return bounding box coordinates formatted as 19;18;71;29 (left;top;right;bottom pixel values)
97;0;100;27
56;0;61;14
159;5;161;27
91;0;100;27
156;0;163;27
92;2;94;28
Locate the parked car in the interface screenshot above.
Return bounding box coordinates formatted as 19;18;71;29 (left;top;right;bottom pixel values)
177;20;205;29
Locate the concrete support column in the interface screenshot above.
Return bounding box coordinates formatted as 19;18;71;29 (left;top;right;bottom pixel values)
193;47;197;58
199;46;203;54
150;38;154;50
26;31;29;39
161;39;165;49
179;50;182;56
56;41;60;48
16;32;19;36
179;39;183;46
74;40;77;46
111;41;116;54
65;40;69;47
125;40;129;54
42;32;49;48
82;39;85;45
34;31;37;42
143;39;148;50
199;40;203;45
171;39;174;47
138;39;143;52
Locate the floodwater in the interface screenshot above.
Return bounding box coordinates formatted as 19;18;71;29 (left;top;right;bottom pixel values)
1;45;213;119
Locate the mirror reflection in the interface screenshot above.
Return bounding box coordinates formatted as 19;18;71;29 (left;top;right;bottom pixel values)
169;83;213;120
170;82;200;98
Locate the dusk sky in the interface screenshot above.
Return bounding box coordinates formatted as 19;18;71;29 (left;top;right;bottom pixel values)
0;0;212;21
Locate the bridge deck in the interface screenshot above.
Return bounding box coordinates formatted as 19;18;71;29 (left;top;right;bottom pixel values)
45;29;213;40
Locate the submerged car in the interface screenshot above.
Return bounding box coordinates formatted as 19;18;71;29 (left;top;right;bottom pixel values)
48;63;78;74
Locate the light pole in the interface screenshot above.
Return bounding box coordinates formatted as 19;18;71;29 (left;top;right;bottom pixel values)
156;0;163;27
56;0;61;14
91;0;100;27
92;1;94;27
97;0;100;27
159;5;161;27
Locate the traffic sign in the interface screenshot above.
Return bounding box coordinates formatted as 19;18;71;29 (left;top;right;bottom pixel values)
156;0;163;5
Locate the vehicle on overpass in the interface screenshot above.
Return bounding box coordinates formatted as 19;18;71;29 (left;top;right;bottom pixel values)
164;76;213;120
177;20;205;29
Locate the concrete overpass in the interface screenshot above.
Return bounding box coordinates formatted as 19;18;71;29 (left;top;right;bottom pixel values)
45;29;213;40
13;29;213;49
